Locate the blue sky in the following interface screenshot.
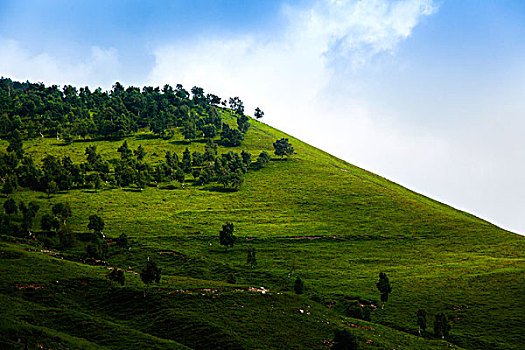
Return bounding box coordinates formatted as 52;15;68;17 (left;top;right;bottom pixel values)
1;0;524;234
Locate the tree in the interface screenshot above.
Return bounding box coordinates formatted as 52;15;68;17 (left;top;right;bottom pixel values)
219;222;236;251
417;309;427;336
134;145;146;161
116;233;129;249
254;151;271;170
175;167;185;184
294;277;304;294
108;268;125;286
58;223;74;249
191;86;205;105
228;97;244;115
376;272;392;309
7;129;24;159
434;312;451;340
273;138;294;158
192;168;201;181
182;120;197;140
241;150;251;167
46;180;58;198
332;329;358;350
247;247;257;268
182;147;192;173
175;84;189;100
206;93;221;106
204;139;217;161
52;202;72;224
345;301;370;321
220;123;243;147
1;176;17;195
117;140;132;160
90;172;102;192
363;305;372;322
88;214;105;238
197;166;214;185
3;198;17;215
191;151;204;167
85;146;102;168
140;258;161;297
254;107;264;120
20;201;39;235
86;238;106;259
41;213;60;232
227;168;244;190
202;124;216;139
237;115;250;134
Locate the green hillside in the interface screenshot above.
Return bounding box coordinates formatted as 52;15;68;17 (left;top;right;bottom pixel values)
0;79;523;349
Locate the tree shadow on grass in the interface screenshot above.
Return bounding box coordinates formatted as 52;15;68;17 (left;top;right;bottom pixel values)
169;138;208;146
158;185;182;190
122;188;143;193
135;134;160;141
199;185;238;193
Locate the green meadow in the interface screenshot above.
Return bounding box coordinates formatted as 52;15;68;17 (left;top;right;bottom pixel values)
1;115;524;349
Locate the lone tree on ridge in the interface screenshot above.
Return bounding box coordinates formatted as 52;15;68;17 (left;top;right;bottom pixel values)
254;107;264;119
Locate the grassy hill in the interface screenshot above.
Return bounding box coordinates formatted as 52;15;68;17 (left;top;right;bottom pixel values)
1;112;524;349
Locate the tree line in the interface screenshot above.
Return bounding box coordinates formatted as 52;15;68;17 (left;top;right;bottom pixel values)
0;134;280;195
0;77;263;144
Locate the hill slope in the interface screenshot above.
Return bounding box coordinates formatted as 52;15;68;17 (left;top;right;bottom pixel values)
1;105;524;349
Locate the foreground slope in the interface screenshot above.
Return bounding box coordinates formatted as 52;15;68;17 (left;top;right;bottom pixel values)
1;115;524;349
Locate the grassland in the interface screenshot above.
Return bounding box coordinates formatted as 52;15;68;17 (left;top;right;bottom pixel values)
1;114;523;349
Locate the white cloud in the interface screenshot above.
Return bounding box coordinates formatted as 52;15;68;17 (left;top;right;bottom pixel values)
0;37;120;88
148;0;439;181
148;0;436;144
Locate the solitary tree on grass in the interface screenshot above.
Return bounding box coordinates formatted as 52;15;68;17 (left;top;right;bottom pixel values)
417;308;427;336
46;181;58;198
3;198;17;215
376;272;392;309
294;277;304;294
434;312;451;340
219;222;236;251
108;268;125;287
19;201;39;235
273;138;294;158
88;214;105;238
52;202;72;224
247;247;257;268
140;258;161;297
91;173;102;192
332;329;358;350
41;213;60;232
116;233;128;249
